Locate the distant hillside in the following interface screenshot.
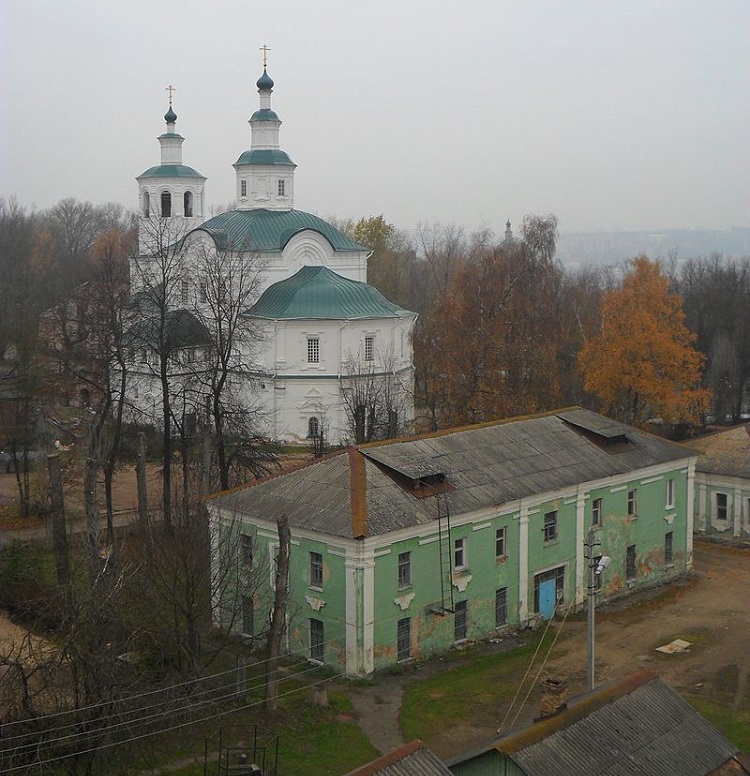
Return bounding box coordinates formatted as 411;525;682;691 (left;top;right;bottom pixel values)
557;227;750;268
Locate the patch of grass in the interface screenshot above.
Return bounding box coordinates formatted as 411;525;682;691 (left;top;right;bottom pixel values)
166;701;376;776
400;633;552;743
687;697;750;751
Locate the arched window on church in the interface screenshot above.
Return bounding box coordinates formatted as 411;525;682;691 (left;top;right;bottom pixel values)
161;191;171;218
143;191;150;217
308;417;320;438
184;191;193;218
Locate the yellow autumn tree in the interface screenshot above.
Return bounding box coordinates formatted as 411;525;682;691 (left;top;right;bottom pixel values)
579;256;711;426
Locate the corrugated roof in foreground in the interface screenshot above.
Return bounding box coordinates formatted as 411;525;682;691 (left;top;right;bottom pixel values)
503;672;739;776
342;739;451;776
209;408;694;539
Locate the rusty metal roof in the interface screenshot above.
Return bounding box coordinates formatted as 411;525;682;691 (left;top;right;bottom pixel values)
211;408;693;539
342;740;451;775
448;671;740;776
682;425;750;478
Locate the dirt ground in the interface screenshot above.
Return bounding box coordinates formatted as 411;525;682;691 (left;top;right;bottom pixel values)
1;468;748;762
348;540;750;758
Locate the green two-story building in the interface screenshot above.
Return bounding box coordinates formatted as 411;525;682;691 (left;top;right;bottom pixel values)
207;408;696;677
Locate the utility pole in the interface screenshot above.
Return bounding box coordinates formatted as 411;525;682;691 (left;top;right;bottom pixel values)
586;525;610;691
586;526;597;691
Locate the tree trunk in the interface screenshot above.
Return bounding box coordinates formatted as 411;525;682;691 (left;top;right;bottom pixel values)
48;454;71;597
201;428;212;496
136;432;152;564
265;514;291;711
84;454;99;586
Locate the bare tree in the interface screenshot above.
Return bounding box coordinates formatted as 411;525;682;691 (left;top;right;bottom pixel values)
128;213;193;532
187;241;272;490
340;344;410;443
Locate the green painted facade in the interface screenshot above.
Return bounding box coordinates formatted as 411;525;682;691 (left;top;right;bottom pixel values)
213;463;693;676
208;411;695;677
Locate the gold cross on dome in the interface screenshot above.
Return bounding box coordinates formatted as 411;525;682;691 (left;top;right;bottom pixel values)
166;84;176;106
260;44;271;68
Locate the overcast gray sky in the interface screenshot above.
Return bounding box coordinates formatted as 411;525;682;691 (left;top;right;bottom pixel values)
1;0;748;235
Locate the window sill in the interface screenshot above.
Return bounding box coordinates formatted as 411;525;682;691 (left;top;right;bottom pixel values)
495;555;508;564
665;562;675;569
627;515;638;522
543;539;559;546
308;585;323;593
397;585;413;593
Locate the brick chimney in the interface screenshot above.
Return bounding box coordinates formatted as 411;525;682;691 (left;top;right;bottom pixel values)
538;677;568;719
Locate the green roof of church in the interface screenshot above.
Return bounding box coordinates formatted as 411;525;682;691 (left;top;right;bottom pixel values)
195;208;366;253
127;308;211;349
248;266;414;320
250;108;279;122
233;149;295;167
138;164;206;179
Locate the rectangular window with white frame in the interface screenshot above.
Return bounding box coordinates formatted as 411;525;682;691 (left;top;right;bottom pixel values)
397;617;411;661
307;337;320;363
626;544;637;580
592;497;602;527
310;618;324;663
627;489;638;518
495;527;507;560
240;179;247;197
397;551;411;589
364;335;375;362
666;478;675;508
309;551;323;589
715;492;728;521
543;510;558;543
278;179;285;197
454;537;467;570
240;534;253;571
495;587;508;627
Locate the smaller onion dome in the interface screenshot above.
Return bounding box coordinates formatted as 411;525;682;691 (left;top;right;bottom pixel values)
256;68;274;91
164;106;177;124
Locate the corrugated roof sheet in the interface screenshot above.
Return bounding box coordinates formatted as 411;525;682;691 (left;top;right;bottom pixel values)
507;674;738;776
342;740;452;775
682;425;750;478
248;266;415;320
194;208;366;253
210;408;693;539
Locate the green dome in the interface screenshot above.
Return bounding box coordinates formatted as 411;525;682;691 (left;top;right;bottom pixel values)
256;68;274;91
195;208;366;253
233;149;294;167
250;108;279;122
137;164;205;179
248;266;414;320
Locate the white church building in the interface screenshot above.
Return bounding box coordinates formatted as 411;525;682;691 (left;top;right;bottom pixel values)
128;67;416;445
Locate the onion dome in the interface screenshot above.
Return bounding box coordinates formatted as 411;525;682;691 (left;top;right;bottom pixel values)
256;69;274;91
164;106;177;124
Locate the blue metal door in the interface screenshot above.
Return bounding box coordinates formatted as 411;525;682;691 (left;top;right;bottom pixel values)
539;579;557;620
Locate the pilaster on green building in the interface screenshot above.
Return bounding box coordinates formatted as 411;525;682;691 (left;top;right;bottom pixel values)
208;408;696;677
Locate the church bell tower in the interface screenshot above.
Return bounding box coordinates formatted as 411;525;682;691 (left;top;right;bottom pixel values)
136;87;206;254
233;46;297;211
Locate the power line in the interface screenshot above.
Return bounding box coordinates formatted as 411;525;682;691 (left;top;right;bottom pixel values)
0;670;346;774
